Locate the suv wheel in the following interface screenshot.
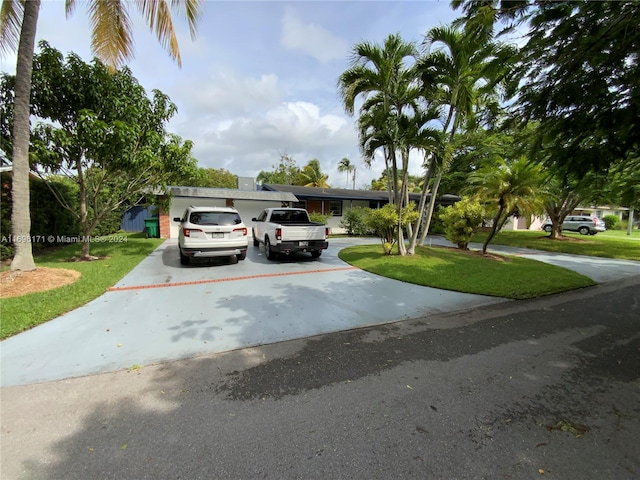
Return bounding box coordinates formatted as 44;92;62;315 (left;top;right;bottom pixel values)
237;252;246;261
543;225;552;233
179;249;190;265
578;226;590;235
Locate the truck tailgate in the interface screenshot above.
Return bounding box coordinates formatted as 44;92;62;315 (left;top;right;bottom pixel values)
281;225;326;241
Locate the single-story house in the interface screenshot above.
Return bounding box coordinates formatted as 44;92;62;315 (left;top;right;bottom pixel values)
151;180;460;238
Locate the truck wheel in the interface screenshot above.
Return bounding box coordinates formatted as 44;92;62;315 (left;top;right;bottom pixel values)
311;250;322;259
265;237;275;260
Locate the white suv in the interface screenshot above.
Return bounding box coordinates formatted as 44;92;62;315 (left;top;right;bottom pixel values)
542;215;606;235
173;206;248;265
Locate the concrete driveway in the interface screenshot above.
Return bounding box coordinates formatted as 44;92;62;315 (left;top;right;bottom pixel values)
1;237;638;387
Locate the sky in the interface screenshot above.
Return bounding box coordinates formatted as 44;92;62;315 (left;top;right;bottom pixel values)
0;0;461;189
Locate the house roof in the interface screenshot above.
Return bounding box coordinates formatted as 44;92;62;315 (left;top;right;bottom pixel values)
167;186;298;202
261;184;460;205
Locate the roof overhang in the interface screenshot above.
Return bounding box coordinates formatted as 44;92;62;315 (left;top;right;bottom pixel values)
166;186;298;202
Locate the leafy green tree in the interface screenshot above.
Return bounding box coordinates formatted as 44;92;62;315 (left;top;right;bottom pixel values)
453;0;639;177
10;43;198;259
0;0;202;271
439;196;485;250
257;154;302;185
466;156;544;254
299;159;330;188
189;168;237;189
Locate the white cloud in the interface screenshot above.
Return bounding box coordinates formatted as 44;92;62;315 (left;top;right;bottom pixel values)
280;9;348;63
178;70;281;116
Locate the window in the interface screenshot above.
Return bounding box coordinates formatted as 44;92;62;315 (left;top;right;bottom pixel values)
329;200;342;216
292;200;307;209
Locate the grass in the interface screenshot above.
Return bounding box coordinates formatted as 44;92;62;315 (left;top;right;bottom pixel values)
469;229;640;261
339;244;596;299
0;233;164;340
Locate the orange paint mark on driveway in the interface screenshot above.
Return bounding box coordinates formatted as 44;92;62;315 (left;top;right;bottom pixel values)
108;266;358;292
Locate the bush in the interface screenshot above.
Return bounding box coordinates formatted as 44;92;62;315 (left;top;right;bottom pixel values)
366;203;419;254
603;214;619;230
439;196;485;250
340;207;372;236
309;211;332;225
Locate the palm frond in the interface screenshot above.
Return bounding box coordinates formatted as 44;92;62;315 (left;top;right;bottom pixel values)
0;0;25;56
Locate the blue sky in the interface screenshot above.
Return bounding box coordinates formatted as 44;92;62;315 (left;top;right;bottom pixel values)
1;1;461;188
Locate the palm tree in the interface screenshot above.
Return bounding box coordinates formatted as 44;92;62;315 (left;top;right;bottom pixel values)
300;159;330;188
0;0;203;271
338;34;419;254
416;25;515;242
465;156;545;254
337;157;354;188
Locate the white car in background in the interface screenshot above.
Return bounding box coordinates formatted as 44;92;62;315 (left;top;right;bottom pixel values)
173;206;248;265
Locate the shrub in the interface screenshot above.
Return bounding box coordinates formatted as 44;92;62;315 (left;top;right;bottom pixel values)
340;207;372;236
309;211;332;225
439;196;485;250
366;203;419;254
603;214;619;230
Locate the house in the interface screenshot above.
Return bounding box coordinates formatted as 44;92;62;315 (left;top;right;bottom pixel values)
260;183;460;234
149;180;460;238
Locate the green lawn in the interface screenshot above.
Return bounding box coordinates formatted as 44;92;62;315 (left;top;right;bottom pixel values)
339;244;596;300
470;229;640;261
0;233;164;340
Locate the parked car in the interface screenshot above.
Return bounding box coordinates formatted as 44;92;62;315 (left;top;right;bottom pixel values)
173;206;248;265
252;207;329;260
542;215;606;235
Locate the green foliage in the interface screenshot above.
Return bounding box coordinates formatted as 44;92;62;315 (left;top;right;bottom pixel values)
340;207;373;236
439;196;485;249
1;173;80;259
257;154;302;185
299;159;330;188
365;203;418;254
0;42;198;257
308;211;331;225
603;215;619;231
189;167;238;188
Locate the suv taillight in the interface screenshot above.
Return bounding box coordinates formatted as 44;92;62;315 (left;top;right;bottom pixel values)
233;227;247;236
593;218;597;225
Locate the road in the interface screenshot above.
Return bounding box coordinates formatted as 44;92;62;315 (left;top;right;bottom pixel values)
2;273;638;479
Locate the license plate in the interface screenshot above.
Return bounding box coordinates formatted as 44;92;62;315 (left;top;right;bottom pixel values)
299;241;308;247
212;233;224;239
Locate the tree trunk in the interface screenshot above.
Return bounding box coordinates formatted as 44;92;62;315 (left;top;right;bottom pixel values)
482;204;505;254
10;0;41;272
77;156;91;259
421;169;442;240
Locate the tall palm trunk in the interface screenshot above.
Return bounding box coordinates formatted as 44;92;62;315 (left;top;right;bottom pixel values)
10;0;40;272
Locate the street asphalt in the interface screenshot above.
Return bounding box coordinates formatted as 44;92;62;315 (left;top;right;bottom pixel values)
1;236;639;479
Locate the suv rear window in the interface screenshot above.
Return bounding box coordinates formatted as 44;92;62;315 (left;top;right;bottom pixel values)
190;212;242;226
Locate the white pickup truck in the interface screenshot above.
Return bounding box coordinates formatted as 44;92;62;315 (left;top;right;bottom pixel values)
251;207;329;260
